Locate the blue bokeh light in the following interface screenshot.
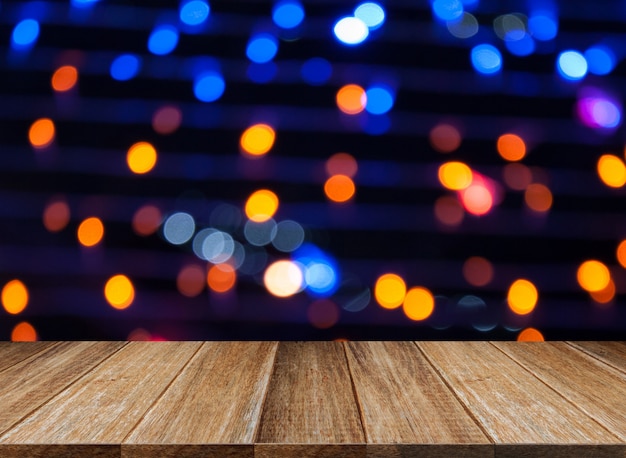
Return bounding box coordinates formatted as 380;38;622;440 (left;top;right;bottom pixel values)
432;0;464;22
365;86;394;115
179;0;210;26
247;62;277;83
301;57;332;85
193;72;225;102
557;50;587;81
471;44;502;74
11;19;40;48
354;2;385;29
333;16;369;45
148;25;179;55
272;1;305;29
528;13;557;41
71;0;99;7
585;46;616;76
110;54;141;81
246;33;278;63
292;244;339;297
505;34;535;56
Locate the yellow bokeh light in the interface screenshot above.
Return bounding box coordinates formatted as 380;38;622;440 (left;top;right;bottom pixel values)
77;216;104;247
11;322;37;342
403;287;434;321
597;154;626;188
104;274;135;309
43;199;70;232
264;260;303;297
438;161;473;191
245;189;279;222
51;65;78;92
507;278;538;315
517;327;544;342
2;279;29;315
577;260;610;292
336;84;366;115
240;123;276;156
524;183;553;212
28;118;55;149
497;133;526;161
429;123;461;153
374;273;406;309
617;240;626;268
207;263;237;293
324;174;356;203
127;141;157;174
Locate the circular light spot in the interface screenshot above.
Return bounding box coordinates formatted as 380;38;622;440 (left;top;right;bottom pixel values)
272;0;305;29
502;163;532;190
245;189;279;222
132;205;162;236
127;141;157;174
77;217;104;247
497;133;526;161
244;219;277;247
557;50;587;81
577;260;610;293
471;44;502;75
326;152;358;177
403;287;435;321
461;184;493;216
29;118;55;149
51;65;78;92
507;278;538;315
585;46;616;76
493;13;526;41
304;262;338;296
272;220;305;252
517;327;544;341
207;263;236;293
528;13;557;41
429;123;461;153
432;0;463;21
148;25;179;55
12;19;39;47
152;105;182;135
462;256;494;287
589;278;615;304
11;322;37;341
307;299;340;329
246;33;278;64
505;34;535;56
365;85;394;115
110;54;141;81
524;183;553;212
301;57;332;85
43;199;70;232
2;280;29;314
597;154;626;188
194;72;225;102
240;123;275;156
180;0;210;26
434;195;464;227
163;212;195;245
202;230;235;263
104;274;135;309
438;161;473;190
374;273;406;309
333;16;369;45
617;240;626;268
324;174;356;203
336;84;366;115
264;260;304;297
447;12;479;39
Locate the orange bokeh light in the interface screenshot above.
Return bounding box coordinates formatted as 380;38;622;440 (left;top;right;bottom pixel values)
207;263;236;293
43;199;70;232
28;118;55;149
132;205;162;236
524;183;553;212
461;183;493;216
51;65;78;92
240;123;276;156
127;141;157;174
402;287;435;321
438;161;473;191
325;152;358;178
617;240;626;268
324;174;356;203
577;260;610;292
507;278;538;315
374;273;406;309
497;133;526;161
462;256;494;287
177;264;206;297
11;322;37;341
517;327;544;342
502;163;532;191
104;274;135;310
2;279;29;315
336;84;366;115
429;123;461;153
245;189;279;222
77;216;104;247
589;278;615;304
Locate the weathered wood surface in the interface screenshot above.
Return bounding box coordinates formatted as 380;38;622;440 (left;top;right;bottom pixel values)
0;341;623;458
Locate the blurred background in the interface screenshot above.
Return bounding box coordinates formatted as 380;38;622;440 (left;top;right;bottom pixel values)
1;0;626;341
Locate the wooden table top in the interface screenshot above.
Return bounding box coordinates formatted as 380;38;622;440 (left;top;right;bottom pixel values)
0;341;624;458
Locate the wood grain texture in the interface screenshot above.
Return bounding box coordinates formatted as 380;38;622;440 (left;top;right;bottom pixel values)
123;342;277;450
568;341;626;374
492;342;626;442
495;444;626;458
345;341;491;458
122;444;251;458
367;444;494;458
417;341;622;446
0;444;119;458
0;341;201;444
256;341;365;456
0;341;125;436
254;444;364;458
0;342;57;373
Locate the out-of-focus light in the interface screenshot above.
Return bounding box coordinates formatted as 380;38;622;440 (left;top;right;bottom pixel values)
193;72;225;102
51;65;78;92
29;118;55;149
461;183;493;216
438;161;472;191
577;260;610;292
247;62;277;84
240;123;275;156
128;328;152;341
324;174;356;203
429;123;461;153
403;287;435;321
264;260;304;297
272;220;305;252
597;154;626;188
507;278;538;315
179;0;210;26
11;322;37;342
293;244;339;297
77;217;104;247
110;54;141;81
132;205;162;236
503;163;532;191
517;327;544;341
333;16;369;45
245;189;279;222
497;133;526;161
301;57;332;85
557;51;587;81
446;12;478;39
307;300;340;329
434;195;464;227
528;13;557;41
462;256;493;287
617;240;626;268
524;183;553;212
71;0;100;7
336;84;366;115
104;274;135;309
354;2;385;29
127;141;157;174
585;46;616;75
201;230;235;264
493;13;526;41
246;33;278;63
43;199;70;232
505;34;535;56
577;96;621;129
589;278;615;304
364;85;394;115
163;212;195;245
2;280;29;315
244;219;277;247
152;105;182;134
272;0;305;29
148;25;179;55
326;152;358;178
374;273;406;309
207;263;236;293
471;44;502;75
432;0;463;21
12;19;39;48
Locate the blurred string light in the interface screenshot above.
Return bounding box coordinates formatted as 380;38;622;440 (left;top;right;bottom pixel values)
43;198;70;233
507;278;538;315
326;152;358;177
272;0;305;29
429;123;461;153
127;141;157;174
528;11;558;41
110;54;141;81
152;105;182;134
245;189;279;222
272;220;305;252
374;273;406;309
438;161;472;190
179;0;210;26
163;212;195;245
301;57;332;85
431;0;463;21
132;205;162;236
577;89;621;130
502;163;532;191
292;243;339;297
459;172;496;216
193;71;225;102
308;300;340;329
336;84;366;114
11;19;40;49
148;25;179;55
200;230;235;263
617;240;626;269
597;154;626;188
577;260;611;292
77;216;104;247
364;85;394;115
557;50;587;81
462;256;493;287
29;118;55;149
471;44;502;75
246;33;278;63
446;12;479;39
493;13;526;41
51;65;78;92
244;219;277;247
207;263;236;293
324;174;356;203
402;287;435;321
524;183;553;212
333;16;369;45
517;327;544;341
240;123;275;156
264;260;304;297
497;133;526;161
354;2;385;30
585;46;616;75
589;278;615;304
11;322;38;342
2;280;29;315
505;33;535;57
104;274;135;309
177;264;205;297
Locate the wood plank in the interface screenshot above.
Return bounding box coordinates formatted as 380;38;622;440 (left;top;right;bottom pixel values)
418;341;623;457
0;342;58;373
255;341;365;458
345;341;492;458
567;341;626;374
492;342;626;442
0;341;125;436
0;341;201;452
122;341;278;458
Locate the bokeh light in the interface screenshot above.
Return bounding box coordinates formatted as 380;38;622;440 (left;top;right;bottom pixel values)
51;65;78;92
179;0;210;26
326;152;358;177
293;244;340;297
505;34;535;56
461;181;493;216
163;212;195;245
307;299;340;329
438;161;472;190
301;57;332;85
12;19;39;48
132;205;162;236
497;133;526;161
507;278;538;315
77;217;104;247
11;322;37;342
577;95;622;129
245;189;279;222
429;123;461;153
589;278;615;304
207;263;236;293
104;274;135;309
517;327;544;341
110;54;141;81
246;34;278;64
148;25;179;55
524;183;553;212
264;260;304;297
324;174;356;203
152;106;182;134
434;195;464;227
493;13;526;41
471;44;502;75
462;256;494;287
43;199;70;232
503;163;532;190
374;273;406;309
354;2;385;29
240;123;275;156
2;280;29;315
577;260;610;292
272;1;305;29
244;219;277;247
402;287;434;321
617;240;626;268
127;141;157;174
432;0;463;21
597;154;626;188
557;50;587;80
364;85;394;115
585;46;616;75
336;84;366;115
333;17;369;45
272;220;305;252
29;118;55;149
194;72;225;102
528;12;557;41
446;12;479;39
